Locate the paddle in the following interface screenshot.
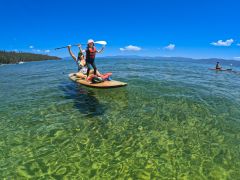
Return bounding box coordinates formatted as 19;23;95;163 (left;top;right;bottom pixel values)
55;41;107;50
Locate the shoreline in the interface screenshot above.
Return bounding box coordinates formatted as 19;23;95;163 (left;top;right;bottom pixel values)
0;58;61;65
0;50;61;64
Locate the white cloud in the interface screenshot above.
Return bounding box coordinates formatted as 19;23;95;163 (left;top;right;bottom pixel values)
211;39;234;47
237;43;240;46
164;44;175;50
120;45;142;51
31;49;50;53
29;45;34;49
234;57;240;60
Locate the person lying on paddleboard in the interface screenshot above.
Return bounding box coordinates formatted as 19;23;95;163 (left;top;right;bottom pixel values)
215;62;222;70
67;45;102;79
82;39;105;79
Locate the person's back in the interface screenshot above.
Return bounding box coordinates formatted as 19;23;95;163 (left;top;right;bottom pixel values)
216;62;221;70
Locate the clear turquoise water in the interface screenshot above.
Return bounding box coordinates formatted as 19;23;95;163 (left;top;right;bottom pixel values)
0;58;240;179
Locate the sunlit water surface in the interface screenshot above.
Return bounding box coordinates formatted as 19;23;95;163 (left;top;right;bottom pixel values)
0;58;240;179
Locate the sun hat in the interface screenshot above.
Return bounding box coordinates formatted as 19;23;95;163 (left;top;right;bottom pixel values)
88;39;94;44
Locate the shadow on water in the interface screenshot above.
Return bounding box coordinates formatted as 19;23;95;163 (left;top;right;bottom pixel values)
60;82;106;117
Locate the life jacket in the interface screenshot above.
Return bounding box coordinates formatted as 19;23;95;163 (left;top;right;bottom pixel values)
86;47;97;60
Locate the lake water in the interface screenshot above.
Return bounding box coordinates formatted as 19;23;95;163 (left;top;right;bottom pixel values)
0;58;240;179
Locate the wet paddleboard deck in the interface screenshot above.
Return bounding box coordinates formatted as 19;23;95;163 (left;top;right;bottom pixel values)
69;73;127;88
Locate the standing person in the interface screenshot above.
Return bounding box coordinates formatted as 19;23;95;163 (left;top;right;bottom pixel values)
84;39;105;78
215;62;222;70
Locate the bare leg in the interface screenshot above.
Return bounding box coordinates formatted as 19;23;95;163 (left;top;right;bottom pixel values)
96;70;102;76
89;69;102;76
75;72;87;79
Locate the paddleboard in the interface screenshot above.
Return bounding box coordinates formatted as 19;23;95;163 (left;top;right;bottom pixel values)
69;73;127;88
209;68;232;72
208;68;239;74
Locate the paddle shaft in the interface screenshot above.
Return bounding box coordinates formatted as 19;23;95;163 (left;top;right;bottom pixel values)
55;41;107;50
55;44;86;50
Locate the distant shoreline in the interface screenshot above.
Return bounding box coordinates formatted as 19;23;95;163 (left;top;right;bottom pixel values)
99;55;235;61
0;51;61;64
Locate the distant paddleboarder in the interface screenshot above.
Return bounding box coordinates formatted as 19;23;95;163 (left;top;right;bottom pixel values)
213;62;233;71
215;62;222;70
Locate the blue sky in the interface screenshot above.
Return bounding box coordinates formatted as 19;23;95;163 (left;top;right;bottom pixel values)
0;0;240;59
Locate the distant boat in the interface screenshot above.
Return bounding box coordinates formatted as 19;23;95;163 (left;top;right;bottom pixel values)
18;61;24;64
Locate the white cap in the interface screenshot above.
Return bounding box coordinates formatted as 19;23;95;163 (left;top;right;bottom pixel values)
88;39;94;44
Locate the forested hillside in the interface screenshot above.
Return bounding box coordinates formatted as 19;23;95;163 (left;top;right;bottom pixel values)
0;51;60;64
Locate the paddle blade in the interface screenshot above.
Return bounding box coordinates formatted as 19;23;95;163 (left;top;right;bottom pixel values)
94;41;107;45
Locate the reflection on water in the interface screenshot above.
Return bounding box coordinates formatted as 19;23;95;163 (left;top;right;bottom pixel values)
60;82;106;117
0;59;240;179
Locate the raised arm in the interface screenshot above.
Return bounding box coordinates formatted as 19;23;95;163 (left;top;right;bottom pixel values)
78;44;86;53
97;45;105;53
67;45;77;61
78;44;85;53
